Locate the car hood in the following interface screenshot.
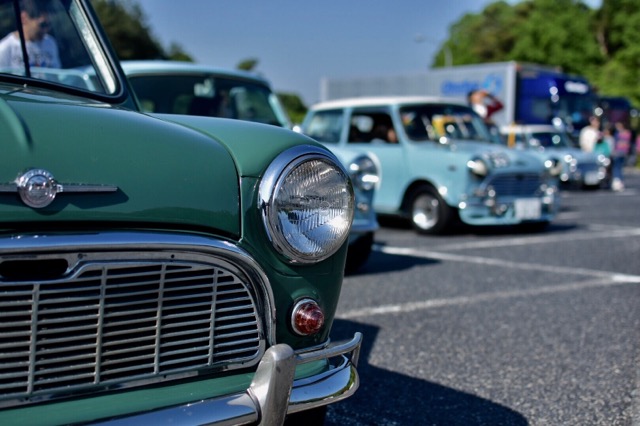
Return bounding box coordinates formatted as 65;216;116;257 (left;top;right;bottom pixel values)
447;139;542;169
0;85;241;236
537;146;599;163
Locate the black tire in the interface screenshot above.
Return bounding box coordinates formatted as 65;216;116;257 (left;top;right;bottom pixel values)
345;232;374;273
284;406;327;426
407;185;454;235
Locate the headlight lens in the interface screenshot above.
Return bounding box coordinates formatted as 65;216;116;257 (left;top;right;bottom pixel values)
349;155;379;191
545;158;563;176
467;158;489;177
260;145;354;264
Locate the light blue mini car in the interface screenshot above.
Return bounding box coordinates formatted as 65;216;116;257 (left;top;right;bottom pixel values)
123;60;379;271
500;124;608;188
301;97;561;234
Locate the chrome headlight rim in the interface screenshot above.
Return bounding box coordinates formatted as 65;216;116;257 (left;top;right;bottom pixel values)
259;145;355;264
348;154;380;192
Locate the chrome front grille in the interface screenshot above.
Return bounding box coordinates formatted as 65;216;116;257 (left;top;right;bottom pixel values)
577;162;599;174
0;234;270;407
486;173;542;197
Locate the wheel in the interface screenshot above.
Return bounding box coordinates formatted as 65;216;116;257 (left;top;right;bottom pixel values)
284;406;327;426
345;232;374;273
407;185;454;235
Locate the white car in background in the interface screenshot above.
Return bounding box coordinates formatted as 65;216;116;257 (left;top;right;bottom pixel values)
500;124;608;188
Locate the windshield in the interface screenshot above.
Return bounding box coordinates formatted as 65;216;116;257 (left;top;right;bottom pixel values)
301;109;344;143
526;131;573;149
556;93;595;129
399;103;493;143
0;0;117;94
128;73;290;127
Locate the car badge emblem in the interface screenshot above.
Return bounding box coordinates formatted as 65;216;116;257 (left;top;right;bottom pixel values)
0;168;118;209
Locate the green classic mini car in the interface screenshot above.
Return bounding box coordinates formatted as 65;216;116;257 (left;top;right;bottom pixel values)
0;0;361;425
121;60;379;273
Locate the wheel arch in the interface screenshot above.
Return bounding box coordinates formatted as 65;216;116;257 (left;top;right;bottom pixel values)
400;179;438;216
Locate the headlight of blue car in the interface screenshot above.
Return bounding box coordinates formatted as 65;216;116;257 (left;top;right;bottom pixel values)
260;145;355;264
544;157;563;177
349;155;380;191
467;157;490;177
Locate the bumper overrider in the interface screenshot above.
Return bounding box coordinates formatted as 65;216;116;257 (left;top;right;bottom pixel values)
98;333;362;426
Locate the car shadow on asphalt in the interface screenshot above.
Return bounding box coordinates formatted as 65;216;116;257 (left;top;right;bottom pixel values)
345;246;439;277
327;320;528;425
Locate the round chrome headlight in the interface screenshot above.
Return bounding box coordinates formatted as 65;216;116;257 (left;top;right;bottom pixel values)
349;155;379;191
259;145;354;264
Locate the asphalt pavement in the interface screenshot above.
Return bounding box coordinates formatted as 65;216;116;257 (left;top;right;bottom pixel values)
327;167;640;425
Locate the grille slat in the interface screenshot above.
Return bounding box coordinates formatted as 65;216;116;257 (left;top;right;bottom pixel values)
0;250;265;407
486;173;543;197
0;364;29;373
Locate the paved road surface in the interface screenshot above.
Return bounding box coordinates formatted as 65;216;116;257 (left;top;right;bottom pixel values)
327;168;640;425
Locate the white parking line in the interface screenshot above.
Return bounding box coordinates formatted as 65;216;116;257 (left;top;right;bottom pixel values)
423;225;640;251
375;245;640;283
337;277;630;319
337;245;640;320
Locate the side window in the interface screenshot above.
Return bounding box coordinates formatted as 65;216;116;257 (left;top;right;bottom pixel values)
349;111;398;144
303;109;344;143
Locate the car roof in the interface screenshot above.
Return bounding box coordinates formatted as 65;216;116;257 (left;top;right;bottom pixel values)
121;60;271;86
500;124;566;134
310;96;468;111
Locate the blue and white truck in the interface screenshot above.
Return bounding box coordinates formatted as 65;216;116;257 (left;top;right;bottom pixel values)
320;61;596;135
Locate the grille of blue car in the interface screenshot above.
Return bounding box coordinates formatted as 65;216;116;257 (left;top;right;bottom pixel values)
577;162;599;173
0;253;265;405
486;173;543;196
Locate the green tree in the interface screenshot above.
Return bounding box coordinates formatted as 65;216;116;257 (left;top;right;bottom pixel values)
91;0;192;61
236;58;259;72
591;0;640;105
508;0;601;76
440;1;522;66
277;93;307;125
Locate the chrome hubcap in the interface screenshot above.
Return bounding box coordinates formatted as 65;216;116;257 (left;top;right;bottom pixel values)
412;193;439;230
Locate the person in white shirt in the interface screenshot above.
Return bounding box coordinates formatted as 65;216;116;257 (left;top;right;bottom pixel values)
579;116;601;153
0;0;60;69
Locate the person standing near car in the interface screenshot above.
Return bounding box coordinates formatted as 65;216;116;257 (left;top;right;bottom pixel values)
611;121;631;191
0;0;61;69
468;89;503;123
595;124;614;188
579;116;601;153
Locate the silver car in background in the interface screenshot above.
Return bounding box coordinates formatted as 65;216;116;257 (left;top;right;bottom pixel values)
500;124;608;188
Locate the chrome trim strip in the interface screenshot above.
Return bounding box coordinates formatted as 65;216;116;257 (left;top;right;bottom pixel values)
0;168;118;209
94;333;362;426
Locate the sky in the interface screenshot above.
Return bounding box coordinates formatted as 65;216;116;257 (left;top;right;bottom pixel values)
134;0;602;107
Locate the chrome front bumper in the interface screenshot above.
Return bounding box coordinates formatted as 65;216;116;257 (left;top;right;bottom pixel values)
97;332;362;426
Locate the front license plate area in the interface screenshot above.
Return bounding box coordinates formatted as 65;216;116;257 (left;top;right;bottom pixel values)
514;198;541;220
584;171;600;185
